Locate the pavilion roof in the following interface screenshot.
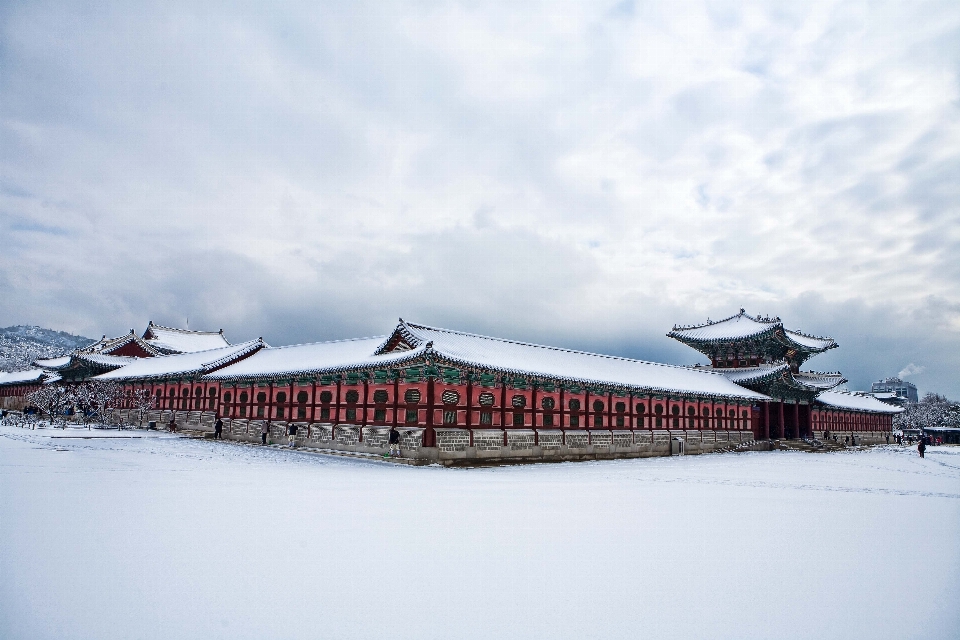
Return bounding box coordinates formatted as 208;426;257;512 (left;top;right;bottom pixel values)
142;322;231;354
815;390;903;414
94;339;264;381
667;309;837;357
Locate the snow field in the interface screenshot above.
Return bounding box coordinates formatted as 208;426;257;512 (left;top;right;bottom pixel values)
1;425;958;640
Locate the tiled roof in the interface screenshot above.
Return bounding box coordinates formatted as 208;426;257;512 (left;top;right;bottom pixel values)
33;356;73;370
142;322;230;354
94;339;264;381
203;336;425;380
793;371;846;390
668;309;837;353
0;369;47;386
815;390;903;414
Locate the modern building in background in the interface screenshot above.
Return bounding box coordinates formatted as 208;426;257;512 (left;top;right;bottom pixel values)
870;377;918;403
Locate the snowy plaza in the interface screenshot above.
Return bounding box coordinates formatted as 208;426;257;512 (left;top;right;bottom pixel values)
1;425;958;640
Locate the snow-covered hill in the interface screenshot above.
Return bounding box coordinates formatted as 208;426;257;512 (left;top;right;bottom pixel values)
0;325;96;372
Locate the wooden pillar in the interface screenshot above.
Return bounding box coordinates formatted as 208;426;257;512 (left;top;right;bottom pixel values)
499;378;507;431
559;384;566;433
392;373;400;428
334;378;341;425
628;391;635;430
763;401;770;439
467;377;474;446
426;375;435;447
607;391;614;430
794;402;800;439
531;384;538;444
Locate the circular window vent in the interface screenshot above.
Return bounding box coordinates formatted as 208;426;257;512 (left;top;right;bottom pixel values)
441;390;460;405
404;389;421;404
373;390;388;404
541;397;555;410
345;390;360;403
478;392;495;406
512;395;526;408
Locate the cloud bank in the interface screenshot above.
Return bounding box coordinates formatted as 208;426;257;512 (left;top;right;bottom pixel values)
1;0;959;395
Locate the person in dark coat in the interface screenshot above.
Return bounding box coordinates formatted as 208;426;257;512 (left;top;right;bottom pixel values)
287;422;298;448
918;439;926;458
388;426;401;457
214;416;223;440
260;420;269;445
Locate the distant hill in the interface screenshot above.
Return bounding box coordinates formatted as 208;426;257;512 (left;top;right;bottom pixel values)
0;326;96;372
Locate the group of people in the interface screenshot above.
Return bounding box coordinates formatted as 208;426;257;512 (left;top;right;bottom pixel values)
173;414;404;457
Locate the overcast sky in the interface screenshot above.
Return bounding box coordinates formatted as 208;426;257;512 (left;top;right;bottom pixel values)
1;0;959;396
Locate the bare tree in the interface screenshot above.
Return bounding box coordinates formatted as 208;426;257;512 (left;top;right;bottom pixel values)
129;388;156;427
25;384;72;428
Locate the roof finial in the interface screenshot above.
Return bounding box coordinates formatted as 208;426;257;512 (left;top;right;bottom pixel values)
740;308;745;314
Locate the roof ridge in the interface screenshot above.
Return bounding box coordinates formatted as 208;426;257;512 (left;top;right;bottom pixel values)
146;323;222;336
669;309;781;332
403;321;728;374
261;335;388;350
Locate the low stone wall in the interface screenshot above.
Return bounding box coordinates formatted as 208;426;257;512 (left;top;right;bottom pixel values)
199;419;770;465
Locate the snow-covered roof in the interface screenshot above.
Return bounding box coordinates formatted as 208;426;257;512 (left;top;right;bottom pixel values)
815;390;903;414
203;336;425;380
707;363;790;384
142;322;231;354
669;312;781;342
668;310;837;353
395;320;768;399
793;371;846;391
81;332;161;357
76;353;139;367
95;339;264;381
783;330;837;351
33;356;73;370
0;369;47;386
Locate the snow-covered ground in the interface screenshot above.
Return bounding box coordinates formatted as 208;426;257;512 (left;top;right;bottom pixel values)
1;426;958;640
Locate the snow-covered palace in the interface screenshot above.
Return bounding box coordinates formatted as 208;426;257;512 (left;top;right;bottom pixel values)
1;312;900;463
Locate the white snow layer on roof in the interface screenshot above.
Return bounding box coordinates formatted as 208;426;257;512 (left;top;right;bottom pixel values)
816;390;903;413
669;313;779;342
402;323;768;399
77;354;138;366
95;340;261;380
33;356;73;369
783;329;836;350
709;363;789;383
793;371;845;390
144;326;230;353
0;369;46;385
204;337;419;380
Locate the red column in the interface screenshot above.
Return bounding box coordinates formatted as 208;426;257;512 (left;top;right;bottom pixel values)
778;401;785;439
794;402;801;439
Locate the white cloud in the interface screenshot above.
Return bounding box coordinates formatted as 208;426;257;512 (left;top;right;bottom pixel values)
1;0;959;395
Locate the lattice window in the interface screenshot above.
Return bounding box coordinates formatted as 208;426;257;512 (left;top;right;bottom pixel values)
478;392;495;406
568;399;581;411
373;390;388;404
443;410;456;425
374;408;387;422
541;397;555;410
319;391;333;403
593;400;604;412
512;395;526;408
404;389;421;404
345;390;360;403
442;390;460;405
480;411;493;424
405;409;418;423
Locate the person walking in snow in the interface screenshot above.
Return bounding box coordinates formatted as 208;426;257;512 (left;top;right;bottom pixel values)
260;420;269;445
214;416;223;440
387;426;401;457
287;422;298;448
918;439;926;458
